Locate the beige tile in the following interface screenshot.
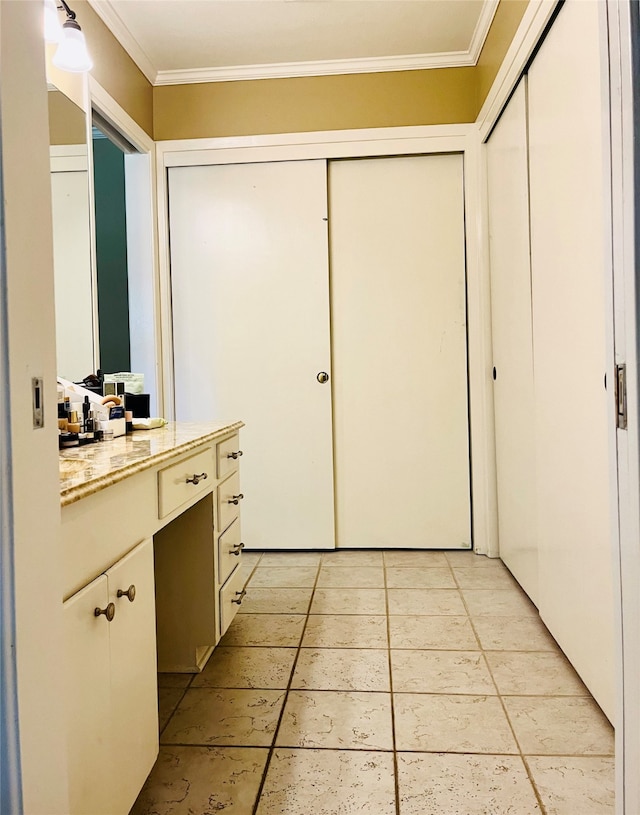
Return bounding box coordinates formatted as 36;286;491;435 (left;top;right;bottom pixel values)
394;693;518;753
453;566;517;589
310;588;386;615
161;688;285;747
276;690;393;749
256;749;396;815
472;616;559;651
292;648;390;692
322;550;384;566
527;756;615;815
504;697;614;755
445;551;503;567
302;614;388;648
158;687;184;733
157;672;193;689
248;566;318;588
242;551;263;567
238;587;312;614
385;567;456;589
191;647;296;689
317;566;385;588
391;650;496;694
130;745;268;815
383;550;449;568
220;614;306;647
259;551;322;567
240;560;259;586
388;588;466;615
389;615;478;650
463;589;538;617
486;651;589;696
397;753;541;815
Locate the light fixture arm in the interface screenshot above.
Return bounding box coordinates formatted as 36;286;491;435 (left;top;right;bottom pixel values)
58;1;76;22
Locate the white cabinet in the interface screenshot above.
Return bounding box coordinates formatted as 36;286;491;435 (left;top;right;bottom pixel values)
64;538;158;815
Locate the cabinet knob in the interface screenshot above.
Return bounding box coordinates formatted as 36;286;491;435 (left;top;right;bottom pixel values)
186;472;208;485
117;584;136;603
228;493;244;505
231;589;247;605
317;371;329;384
227;450;243;460
94;603;115;622
231;542;245;556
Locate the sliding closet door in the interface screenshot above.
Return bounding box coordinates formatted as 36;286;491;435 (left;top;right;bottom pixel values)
528;0;614;718
329;154;470;549
169;160;335;550
486;80;538;604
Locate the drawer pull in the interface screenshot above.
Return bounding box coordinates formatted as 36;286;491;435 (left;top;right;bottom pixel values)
231;589;247;605
186;472;208;485
117;585;136;603
231;542;245;556
94;603;115;622
228;493;244;505
227;450;243;460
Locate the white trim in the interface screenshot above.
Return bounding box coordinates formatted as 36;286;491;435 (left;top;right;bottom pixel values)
477;0;559;142
155;50;476;86
89;77;153;153
156;123;497;557
90;0;499;86
86;0;157;85
605;1;639;812
469;0;501;64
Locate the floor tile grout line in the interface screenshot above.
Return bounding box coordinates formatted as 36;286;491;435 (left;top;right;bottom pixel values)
250;556;323;815
383;554;401;815
453;563;550;815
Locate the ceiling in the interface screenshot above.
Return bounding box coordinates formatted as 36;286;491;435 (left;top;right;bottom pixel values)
87;0;499;86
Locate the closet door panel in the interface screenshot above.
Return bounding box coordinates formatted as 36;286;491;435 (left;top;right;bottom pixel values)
528;0;614;719
486;79;538;603
329;154;470;549
169;160;335;550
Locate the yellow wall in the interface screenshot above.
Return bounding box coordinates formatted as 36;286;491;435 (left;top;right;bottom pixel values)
61;0;528;142
76;0;153;136
153;67;477;141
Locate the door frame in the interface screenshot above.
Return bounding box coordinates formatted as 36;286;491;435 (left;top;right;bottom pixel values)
156;124;499;557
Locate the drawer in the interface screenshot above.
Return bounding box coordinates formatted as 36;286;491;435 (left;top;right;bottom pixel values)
157;447;214;519
218;518;243;585
218;470;243;534
217;434;243;480
219;563;245;637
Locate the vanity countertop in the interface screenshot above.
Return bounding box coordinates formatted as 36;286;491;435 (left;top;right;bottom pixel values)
60;420;244;507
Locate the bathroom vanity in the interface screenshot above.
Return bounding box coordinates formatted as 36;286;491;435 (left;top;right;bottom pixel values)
59;421;244;815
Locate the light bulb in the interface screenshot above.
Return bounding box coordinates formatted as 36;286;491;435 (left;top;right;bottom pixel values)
44;0;63;43
52;19;93;73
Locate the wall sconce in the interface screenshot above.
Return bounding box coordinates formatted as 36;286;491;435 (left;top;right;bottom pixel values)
44;0;93;73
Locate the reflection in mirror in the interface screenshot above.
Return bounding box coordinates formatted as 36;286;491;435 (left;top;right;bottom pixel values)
48;86;95;382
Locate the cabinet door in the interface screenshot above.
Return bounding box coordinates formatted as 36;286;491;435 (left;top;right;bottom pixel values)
107;538;158;815
486;79;538;603
64;575;113;815
169;160;335;551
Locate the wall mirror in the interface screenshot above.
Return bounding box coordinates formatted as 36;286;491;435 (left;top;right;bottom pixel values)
48;84;95;382
48;78;158;412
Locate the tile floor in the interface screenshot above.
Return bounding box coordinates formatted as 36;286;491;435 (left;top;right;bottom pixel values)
131;550;615;815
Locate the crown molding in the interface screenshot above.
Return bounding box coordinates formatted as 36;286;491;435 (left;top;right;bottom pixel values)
86;0;158;84
88;0;499;87
154;50;478;86
468;0;500;62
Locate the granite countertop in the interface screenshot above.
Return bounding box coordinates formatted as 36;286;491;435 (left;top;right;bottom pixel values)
60;420;244;507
